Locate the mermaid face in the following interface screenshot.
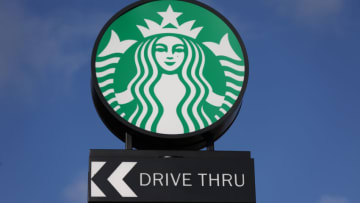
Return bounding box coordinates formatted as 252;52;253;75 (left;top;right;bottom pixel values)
155;36;185;72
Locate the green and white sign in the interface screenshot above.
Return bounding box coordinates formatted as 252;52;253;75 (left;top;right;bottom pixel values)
92;0;248;147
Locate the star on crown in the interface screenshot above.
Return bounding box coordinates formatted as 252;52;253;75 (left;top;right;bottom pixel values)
137;5;203;39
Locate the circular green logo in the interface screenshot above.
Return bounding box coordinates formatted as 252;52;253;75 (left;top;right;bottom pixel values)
93;0;247;136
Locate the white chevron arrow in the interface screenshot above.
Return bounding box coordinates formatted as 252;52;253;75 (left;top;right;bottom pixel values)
108;162;138;197
91;162;106;197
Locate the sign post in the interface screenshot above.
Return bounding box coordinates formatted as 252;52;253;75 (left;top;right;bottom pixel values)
89;0;254;202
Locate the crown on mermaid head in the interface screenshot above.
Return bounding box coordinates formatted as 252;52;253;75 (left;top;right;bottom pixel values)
137;5;203;39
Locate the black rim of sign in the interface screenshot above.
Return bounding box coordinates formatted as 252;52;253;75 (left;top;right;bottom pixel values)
91;0;249;150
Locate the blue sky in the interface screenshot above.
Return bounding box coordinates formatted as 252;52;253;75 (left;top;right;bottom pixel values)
0;0;359;203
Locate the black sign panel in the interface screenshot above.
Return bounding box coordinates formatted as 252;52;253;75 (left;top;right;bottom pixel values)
88;150;256;203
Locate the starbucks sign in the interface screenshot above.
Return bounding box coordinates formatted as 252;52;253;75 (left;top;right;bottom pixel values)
91;0;249;149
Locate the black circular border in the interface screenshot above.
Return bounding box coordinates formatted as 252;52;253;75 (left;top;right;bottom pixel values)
91;0;249;150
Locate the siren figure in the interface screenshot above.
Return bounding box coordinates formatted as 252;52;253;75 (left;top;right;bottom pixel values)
115;5;224;134
95;5;244;135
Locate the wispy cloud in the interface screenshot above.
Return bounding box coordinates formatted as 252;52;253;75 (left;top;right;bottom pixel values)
0;1;110;97
319;195;348;203
270;0;344;24
295;0;343;22
63;173;87;203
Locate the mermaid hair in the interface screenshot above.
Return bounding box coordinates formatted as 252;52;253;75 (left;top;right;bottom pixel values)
128;36;212;133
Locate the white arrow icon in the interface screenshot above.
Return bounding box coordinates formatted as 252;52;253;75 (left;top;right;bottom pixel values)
91;162;106;197
108;162;138;197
